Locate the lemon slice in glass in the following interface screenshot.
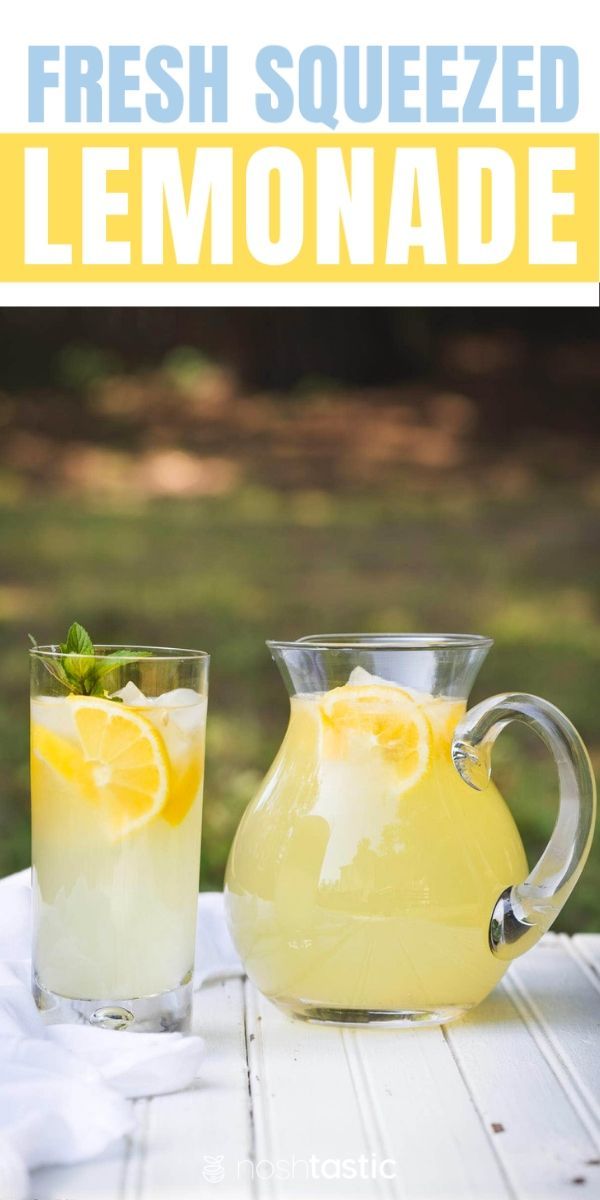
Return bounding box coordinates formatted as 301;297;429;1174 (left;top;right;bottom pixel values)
67;696;169;838
319;683;431;793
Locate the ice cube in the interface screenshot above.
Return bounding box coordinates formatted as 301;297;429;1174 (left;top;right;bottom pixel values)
156;688;203;709
348;666;394;687
111;683;205;741
31;695;77;738
111;681;154;707
155;689;206;737
347;665;423;699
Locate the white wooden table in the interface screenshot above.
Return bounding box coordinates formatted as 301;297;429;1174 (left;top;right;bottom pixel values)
33;934;600;1200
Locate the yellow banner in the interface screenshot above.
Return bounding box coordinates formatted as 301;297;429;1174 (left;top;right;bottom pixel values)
1;133;597;281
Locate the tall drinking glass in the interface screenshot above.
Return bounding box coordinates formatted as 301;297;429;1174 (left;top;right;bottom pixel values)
30;645;209;1032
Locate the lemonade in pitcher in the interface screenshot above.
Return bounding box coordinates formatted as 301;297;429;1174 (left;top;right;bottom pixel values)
30;629;208;1031
226;634;595;1026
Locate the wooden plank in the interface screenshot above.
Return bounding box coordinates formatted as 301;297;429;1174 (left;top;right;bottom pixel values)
245;982;399;1199
353;1022;511;1200
31;1133;131;1200
508;935;600;1131
445;943;600;1199
131;977;253;1199
572;934;600;979
122;1100;151;1200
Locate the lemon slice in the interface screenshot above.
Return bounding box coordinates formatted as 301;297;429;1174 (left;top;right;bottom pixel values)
161;757;203;826
67;696;169;837
319;683;431;794
32;724;83;786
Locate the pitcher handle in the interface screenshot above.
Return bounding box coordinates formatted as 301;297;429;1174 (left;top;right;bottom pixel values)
452;693;596;961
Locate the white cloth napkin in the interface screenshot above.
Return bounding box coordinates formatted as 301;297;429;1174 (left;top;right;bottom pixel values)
0;869;242;1200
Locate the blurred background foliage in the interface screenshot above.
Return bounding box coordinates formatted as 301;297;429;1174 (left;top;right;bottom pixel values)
0;307;598;930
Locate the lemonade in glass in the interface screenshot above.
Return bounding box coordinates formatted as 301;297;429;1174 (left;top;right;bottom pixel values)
30;630;208;1031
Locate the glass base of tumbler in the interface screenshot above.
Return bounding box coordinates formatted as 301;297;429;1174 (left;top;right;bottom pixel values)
273;996;472;1028
33;970;193;1033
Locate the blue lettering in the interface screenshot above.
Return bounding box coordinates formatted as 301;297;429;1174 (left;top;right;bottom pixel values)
108;45;141;122
463;47;496;122
65;47;103;122
255;46;294;122
28;46;60;122
426;46;459;122
189;46;228;122
502;46;534;121
389;46;421;122
344;46;382;123
299;45;338;130
146;46;183;123
540;46;578;121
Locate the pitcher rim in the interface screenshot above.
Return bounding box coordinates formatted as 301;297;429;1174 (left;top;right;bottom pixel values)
267;633;494;651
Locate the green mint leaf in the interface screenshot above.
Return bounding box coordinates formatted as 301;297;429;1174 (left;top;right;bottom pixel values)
59;654;93;689
96;648;152;670
62;623;94;657
40;658;80;694
92;650;153;689
56;622;98;693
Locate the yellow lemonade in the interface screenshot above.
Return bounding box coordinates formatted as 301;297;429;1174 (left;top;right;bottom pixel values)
225;669;528;1020
31;684;206;1001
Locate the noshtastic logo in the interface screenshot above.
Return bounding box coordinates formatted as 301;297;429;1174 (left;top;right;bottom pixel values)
202;1155;226;1183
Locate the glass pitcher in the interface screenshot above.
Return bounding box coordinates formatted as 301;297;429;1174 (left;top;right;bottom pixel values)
225;634;596;1027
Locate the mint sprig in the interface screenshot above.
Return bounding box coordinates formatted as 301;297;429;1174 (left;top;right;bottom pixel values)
60;622;94;657
30;623;151;698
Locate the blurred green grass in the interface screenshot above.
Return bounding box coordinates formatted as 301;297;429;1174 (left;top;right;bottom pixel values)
0;478;598;930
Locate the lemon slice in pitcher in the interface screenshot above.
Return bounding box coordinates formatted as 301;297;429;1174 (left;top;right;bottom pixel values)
319;683;431;793
68;696;169;837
